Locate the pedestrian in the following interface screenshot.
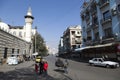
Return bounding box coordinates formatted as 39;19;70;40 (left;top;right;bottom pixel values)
39;58;44;75
43;61;48;76
35;63;38;74
64;59;69;74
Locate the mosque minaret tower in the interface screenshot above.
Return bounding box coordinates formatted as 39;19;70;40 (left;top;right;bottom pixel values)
24;7;34;42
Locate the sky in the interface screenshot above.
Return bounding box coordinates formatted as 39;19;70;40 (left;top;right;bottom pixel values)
0;0;84;53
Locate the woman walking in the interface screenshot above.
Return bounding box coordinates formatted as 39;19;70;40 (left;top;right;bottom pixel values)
43;61;48;76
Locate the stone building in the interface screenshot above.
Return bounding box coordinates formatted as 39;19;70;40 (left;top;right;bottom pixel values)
0;7;36;60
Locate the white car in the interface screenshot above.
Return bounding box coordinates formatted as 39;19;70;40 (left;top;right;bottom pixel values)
89;58;119;68
7;57;18;65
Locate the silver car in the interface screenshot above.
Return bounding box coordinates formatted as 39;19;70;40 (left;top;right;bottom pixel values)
89;58;119;68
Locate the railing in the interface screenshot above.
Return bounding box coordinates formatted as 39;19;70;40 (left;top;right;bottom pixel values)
101;16;112;25
99;0;109;9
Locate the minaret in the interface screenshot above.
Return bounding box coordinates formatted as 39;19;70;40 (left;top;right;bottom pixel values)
24;7;34;42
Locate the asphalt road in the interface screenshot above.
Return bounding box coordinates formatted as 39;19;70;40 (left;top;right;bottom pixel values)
0;58;72;80
0;55;120;80
46;55;120;80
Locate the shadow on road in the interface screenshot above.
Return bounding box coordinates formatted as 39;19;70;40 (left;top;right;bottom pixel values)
58;56;89;63
54;69;65;73
0;67;73;80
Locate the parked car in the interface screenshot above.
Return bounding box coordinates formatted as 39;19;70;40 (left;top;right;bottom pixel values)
7;56;18;65
11;54;23;63
89;58;119;68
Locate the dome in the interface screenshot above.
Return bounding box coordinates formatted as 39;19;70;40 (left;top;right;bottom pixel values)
0;21;9;32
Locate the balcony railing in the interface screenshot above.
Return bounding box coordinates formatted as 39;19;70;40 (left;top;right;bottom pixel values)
101;16;112;25
99;0;109;9
75;34;81;37
75;40;81;44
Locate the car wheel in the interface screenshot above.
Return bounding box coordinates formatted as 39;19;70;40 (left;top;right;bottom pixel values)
115;64;119;68
90;63;94;66
106;64;110;68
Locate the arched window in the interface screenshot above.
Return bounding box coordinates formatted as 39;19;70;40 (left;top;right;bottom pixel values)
13;31;16;35
19;31;22;37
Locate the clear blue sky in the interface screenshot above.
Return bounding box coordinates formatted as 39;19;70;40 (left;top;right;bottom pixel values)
0;0;84;51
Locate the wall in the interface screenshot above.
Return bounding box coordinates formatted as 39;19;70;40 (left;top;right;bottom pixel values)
0;29;32;59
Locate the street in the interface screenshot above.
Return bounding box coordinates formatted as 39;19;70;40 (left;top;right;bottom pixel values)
0;55;120;80
46;55;120;80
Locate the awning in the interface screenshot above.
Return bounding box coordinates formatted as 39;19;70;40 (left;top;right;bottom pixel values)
74;43;114;52
32;52;38;56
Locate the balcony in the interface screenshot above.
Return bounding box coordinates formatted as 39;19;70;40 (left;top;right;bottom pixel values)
99;0;109;9
101;16;112;25
85;15;90;21
75;39;81;44
91;2;97;15
86;24;92;31
101;35;115;44
75;34;81;37
72;40;76;44
91;8;97;14
92;22;99;29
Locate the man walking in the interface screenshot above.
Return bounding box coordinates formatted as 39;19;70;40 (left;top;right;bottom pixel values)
64;59;69;74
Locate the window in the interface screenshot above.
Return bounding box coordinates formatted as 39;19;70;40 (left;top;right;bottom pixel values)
19;31;22;37
93;58;97;61
71;31;75;35
83;27;85;32
13;31;16;35
103;10;111;21
118;4;120;12
104;28;112;37
95;32;99;40
93;16;98;25
77;31;80;34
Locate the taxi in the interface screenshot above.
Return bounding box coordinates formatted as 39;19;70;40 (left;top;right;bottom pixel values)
35;56;41;63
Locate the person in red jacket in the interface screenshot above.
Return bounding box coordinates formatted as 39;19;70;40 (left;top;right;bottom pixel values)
43;61;48;75
35;63;38;74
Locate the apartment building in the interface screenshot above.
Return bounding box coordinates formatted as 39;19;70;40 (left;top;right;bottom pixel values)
59;25;82;55
81;0;120;46
80;0;120;60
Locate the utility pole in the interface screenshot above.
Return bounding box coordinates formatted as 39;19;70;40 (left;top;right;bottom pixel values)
35;26;37;53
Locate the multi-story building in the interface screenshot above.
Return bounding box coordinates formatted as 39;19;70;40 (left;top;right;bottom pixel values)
58;37;64;55
80;0;120;60
60;25;82;54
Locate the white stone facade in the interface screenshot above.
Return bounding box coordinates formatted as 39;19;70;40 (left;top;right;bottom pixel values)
0;7;36;43
62;25;82;53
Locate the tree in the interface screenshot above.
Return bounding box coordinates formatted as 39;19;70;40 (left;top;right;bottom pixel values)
32;32;48;56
